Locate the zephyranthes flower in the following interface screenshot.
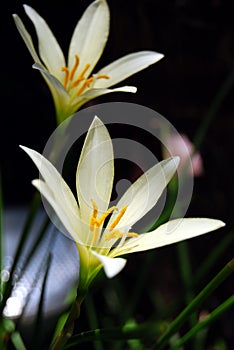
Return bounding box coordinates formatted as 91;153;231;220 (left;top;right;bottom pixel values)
20;117;225;298
13;0;164;124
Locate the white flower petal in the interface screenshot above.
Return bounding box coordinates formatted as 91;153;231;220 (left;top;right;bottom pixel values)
112;218;225;256
20;146;80;229
32;179;82;243
93;51;164;89
68;0;109;76
91;250;127;278
12;14;42;64
71;86;137;112
108;157;180;230
33;63;70;120
23;5;65;80
76;117;114;224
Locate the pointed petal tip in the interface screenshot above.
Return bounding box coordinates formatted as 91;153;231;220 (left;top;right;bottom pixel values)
143;51;164;63
93;115;101;122
91;115;105;128
91;251;127;278
217;220;226;228
19;144;27;151
23;4;32;14
23;4;33;11
173;155;180;167
164;155;180;170
19;144;33;154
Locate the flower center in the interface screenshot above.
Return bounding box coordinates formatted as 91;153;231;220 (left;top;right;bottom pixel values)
90;199;138;245
61;54;109;96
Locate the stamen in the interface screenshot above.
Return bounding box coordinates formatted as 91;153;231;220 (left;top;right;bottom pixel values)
127;232;139;239
105;230;138;242
76;81;87;96
61;66;69;88
90;199;118;244
71;63;91;88
76;77;95;96
91;224;99;245
91;199;98;218
96;206;118;226
90;199;98;231
109;205;128;230
61;54;110;94
69;54;79;81
85;77;94;87
97;74;109;80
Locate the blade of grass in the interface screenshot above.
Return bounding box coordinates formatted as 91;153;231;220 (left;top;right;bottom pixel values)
152;258;234;350
170;294;234;350
15;225;58;329
65;321;164;348
192;232;233;287
0;193;41;312
19;215;51;275
176;241;199;350
32;253;52;350
149;233;233;323
0;174;3;297
10;331;27;350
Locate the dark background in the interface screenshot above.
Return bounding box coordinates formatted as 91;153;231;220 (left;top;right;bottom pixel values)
1;0;234;348
1;0;234;213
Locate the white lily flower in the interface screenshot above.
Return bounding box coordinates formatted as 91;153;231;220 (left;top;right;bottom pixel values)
13;0;164;123
20;117;225;296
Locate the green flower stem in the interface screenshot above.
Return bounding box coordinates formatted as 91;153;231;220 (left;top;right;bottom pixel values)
65;321;164;348
170;294;234;350
50;296;83;350
153;258;234;350
85;294;104;350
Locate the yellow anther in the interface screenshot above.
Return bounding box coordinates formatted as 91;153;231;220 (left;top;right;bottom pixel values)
90;199;98;231
69;54;80;81
71;63;91;88
85;77;94;87
96;206;118;226
61;66;69;88
109;205;128;230
127;232;139;239
76;76;95;95
104;230;138;242
89;199;117;243
104;230;122;241
97;74;109;80
91;199;98;218
76;81;87;96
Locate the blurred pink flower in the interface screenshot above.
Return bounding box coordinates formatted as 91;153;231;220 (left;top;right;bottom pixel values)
163;133;204;177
